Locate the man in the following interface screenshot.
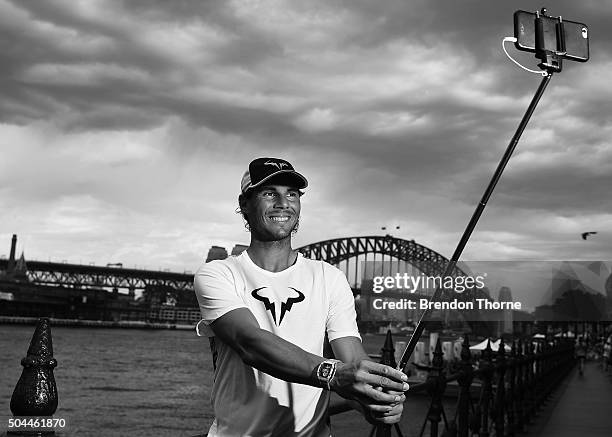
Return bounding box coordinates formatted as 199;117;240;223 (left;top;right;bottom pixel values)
576;336;587;375
604;335;611;372
194;157;408;437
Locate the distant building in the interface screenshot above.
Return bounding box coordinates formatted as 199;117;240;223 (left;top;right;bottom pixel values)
15;252;27;277
205;244;248;262
534;304;556;321
606;272;612;318
2;235;27;281
7;234;17;274
231;244;248;256
206;246;228;262
499;286;513;334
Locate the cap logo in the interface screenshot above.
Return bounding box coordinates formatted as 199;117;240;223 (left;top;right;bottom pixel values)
264;160;289;170
241;157;307;193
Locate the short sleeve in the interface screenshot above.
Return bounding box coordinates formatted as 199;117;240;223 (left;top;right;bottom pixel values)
193;260;248;327
325;265;361;342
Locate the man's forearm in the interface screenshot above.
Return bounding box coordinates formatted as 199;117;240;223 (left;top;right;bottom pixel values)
232;326;326;386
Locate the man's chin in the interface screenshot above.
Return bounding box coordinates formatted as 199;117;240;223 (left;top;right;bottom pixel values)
251;221;299;242
271;223;298;237
273;229;294;240
255;230;293;242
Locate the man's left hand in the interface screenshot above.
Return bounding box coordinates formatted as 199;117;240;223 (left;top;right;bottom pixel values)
358;388;405;425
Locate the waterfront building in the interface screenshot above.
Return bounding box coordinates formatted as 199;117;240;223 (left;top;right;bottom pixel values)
230;244;248;256
205;246;228;262
498;286;513;334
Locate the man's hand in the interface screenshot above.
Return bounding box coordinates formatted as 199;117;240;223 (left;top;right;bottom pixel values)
364;389;404;425
329;359;409;418
329;337;408;424
346;387;405;425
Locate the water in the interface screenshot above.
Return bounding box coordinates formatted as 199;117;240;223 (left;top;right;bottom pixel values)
0;325;214;436
0;325;439;436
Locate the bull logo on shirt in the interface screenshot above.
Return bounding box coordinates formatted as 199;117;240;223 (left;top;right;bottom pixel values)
251;286;305;326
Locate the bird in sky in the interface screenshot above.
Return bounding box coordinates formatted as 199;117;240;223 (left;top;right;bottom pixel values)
581;232;598;240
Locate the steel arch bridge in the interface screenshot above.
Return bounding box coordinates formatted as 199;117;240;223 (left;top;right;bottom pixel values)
0;235;466;294
298;235;467;289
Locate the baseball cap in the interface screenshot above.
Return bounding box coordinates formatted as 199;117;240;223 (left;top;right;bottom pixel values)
240;157;308;194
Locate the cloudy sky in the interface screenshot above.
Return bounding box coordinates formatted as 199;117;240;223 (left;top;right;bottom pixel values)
1;0;610;273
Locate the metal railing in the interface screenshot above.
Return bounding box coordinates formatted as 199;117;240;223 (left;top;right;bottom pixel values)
332;331;575;437
7;319;575;437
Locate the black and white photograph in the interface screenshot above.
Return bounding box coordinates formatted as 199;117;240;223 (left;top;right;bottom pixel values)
1;1;611;436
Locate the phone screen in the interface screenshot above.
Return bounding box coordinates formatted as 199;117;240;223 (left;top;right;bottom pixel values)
513;10;589;62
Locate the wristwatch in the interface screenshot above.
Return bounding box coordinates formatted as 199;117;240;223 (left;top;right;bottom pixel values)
316;359;341;390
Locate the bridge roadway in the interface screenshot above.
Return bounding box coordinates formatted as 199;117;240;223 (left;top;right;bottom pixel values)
0;258;193;291
529;361;612;437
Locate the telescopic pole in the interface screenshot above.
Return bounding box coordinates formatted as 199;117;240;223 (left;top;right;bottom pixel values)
374;70;554;437
395;71;553;375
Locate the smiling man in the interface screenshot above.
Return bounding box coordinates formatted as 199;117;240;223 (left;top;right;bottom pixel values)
194;157;408;437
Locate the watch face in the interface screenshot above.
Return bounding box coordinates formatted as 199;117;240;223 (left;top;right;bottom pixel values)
319;363;333;378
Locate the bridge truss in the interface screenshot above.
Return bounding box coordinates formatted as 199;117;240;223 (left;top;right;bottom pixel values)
0;260;193;292
298;235;466;289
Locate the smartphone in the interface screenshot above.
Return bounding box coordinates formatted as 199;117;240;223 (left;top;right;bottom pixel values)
514;10;589;62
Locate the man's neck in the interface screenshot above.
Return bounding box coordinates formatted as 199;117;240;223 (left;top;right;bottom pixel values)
247;238;297;273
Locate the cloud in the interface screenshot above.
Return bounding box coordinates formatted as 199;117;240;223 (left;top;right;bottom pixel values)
0;0;610;271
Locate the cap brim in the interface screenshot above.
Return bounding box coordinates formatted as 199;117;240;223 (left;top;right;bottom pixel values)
249;169;308;191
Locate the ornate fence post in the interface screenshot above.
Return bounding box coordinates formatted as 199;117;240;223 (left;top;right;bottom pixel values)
456;334;472;437
374;330;399;437
542;340;551;403
9;318;58;436
525;339;536;422
494;338;506;437
534;342;544;408
380;330;397;367
544;340;553;398
548;339;558;393
426;339;446;437
478;340;493;437
507;339;516;437
564;337;573;374
514;339;525;433
547;339;556;397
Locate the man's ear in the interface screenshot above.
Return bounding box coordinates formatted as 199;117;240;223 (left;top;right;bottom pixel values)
238;193;248;214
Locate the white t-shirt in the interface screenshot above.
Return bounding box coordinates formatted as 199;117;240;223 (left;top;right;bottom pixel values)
194;251;360;437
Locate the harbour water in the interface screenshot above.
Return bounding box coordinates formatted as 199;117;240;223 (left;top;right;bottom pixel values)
0;325;436;436
0;325;214;436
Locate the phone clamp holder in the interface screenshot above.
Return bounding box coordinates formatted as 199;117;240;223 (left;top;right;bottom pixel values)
535;8;565;73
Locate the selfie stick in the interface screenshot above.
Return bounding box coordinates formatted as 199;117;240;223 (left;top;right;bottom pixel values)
396;72;553;373
374;10;581;437
395;16;562;375
377;70;554;437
